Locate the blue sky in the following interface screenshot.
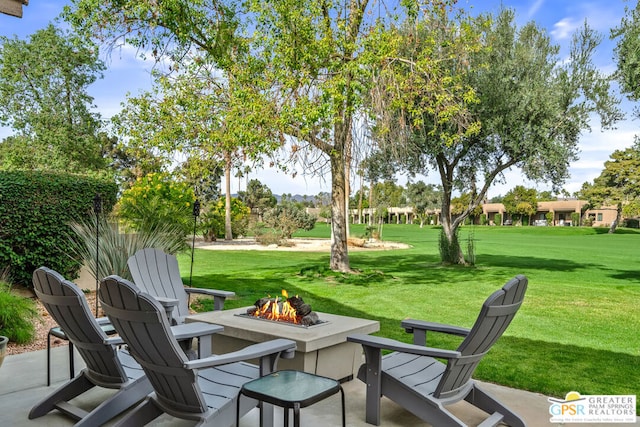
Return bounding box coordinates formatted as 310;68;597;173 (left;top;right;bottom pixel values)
0;0;637;198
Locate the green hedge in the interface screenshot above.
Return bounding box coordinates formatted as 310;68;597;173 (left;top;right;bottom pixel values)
0;171;117;286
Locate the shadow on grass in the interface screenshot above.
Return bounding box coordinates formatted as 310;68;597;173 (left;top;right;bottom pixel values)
348;251;638;286
591;227;640;235
479;335;640;404
191;277;640;412
608;269;640;284
352;250;599;271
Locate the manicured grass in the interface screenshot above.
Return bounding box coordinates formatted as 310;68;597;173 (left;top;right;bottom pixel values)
178;224;640;408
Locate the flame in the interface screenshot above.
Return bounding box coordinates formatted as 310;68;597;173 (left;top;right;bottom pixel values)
253;290;300;324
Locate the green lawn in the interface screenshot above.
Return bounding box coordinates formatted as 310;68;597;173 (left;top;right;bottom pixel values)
177;224;640;408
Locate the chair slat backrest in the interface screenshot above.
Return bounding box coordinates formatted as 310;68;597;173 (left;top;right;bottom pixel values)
435;275;527;399
99;275;207;414
127;248;190;320
32;267;127;385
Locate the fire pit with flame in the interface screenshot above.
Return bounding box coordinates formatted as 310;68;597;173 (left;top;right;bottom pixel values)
242;290;323;327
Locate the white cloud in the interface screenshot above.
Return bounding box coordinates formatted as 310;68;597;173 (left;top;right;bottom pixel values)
527;0;545;19
240;165;331;196
551;17;581;40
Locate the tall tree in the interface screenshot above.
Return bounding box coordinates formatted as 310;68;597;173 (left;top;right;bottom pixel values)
371;7;621;264
65;1;283;241
246;0;390;272
578;144;640;233
502;186;538;225
237;179;277;220
0;24;105;172
63;0;237;65
406;181;442;227
612;1;640;108
113;57;278;240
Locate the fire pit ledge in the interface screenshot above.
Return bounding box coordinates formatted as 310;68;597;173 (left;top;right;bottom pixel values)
186;307;380;381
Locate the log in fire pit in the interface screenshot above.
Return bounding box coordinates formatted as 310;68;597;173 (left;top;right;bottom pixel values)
241;290;324;327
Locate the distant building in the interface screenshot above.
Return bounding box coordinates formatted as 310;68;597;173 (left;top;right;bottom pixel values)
342;199;619;227
482;200;618;227
0;0;28;17
346;207;440;225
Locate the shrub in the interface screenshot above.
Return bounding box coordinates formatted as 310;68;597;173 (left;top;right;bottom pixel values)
480;214;488;225
117;173;195;237
494;213;502;226
363;225;376;240
0;279;38;344
256;229;286;246
571;212;581;226
623;218;639;228
546;212;554;225
0;170;117;286
263;205;317;239
438;228;460;264
199;197;250;241
466;230;476;266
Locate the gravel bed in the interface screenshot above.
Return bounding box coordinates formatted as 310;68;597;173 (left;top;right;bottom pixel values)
6;291;102;356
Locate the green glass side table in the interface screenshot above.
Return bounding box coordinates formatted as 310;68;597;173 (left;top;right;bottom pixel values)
238;370;345;427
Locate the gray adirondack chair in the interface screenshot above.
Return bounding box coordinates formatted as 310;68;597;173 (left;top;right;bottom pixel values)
99;275;296;427
29;267;152;426
348;275;528;427
127;247;235;324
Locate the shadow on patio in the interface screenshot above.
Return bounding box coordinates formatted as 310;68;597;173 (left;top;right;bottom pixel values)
2;346;626;426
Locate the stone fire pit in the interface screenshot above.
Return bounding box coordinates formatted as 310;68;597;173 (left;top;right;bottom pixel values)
187;307;379;381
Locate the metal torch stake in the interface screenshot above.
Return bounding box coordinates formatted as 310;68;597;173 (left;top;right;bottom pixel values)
93;193;102;317
189;200;201;288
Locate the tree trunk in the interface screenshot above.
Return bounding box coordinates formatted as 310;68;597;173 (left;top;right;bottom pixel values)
224;152;233;240
329;152;350;272
357;173;363;224
440;214;465;264
439;181;465;264
608;203;622;234
344;128;352;238
345;166;350;237
368;179;374;226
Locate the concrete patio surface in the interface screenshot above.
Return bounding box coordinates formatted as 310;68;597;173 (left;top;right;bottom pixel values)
0;347;637;426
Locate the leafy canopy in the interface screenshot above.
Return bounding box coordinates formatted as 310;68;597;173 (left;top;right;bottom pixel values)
369;7;621;264
0;24;106;172
117;172;195;237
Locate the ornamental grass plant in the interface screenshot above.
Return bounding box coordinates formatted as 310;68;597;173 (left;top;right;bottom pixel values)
0;274;38;344
69;215;188;282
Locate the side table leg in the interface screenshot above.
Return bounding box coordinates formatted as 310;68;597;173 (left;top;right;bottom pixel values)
260;402;274;427
293;402;300;427
340;386;346;427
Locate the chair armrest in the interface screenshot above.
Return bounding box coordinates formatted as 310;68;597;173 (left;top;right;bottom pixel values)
104;336;125;346
400;319;470;346
401;319;470;336
96;316;111;325
96;318;118;336
185;338;296;369
184;288;236;311
347;333;460;360
171;322;224;341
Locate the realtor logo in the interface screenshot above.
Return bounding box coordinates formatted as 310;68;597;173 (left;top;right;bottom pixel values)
549;391;636;423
